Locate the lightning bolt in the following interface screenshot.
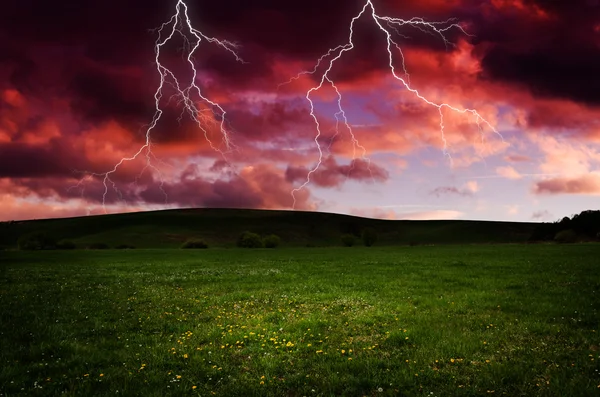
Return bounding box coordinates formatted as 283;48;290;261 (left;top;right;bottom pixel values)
74;0;244;213
284;0;503;208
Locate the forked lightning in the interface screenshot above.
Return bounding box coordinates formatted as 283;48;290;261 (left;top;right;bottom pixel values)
283;0;503;208
75;0;244;213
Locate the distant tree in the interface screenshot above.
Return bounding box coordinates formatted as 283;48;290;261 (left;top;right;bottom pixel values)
237;231;264;248
361;227;378;247
532;210;600;242
116;244;136;249
18;231;56;250
263;234;281;248
554;229;578;244
571;210;600;237
341;234;355;247
181;239;208;249
558;216;571;228
529;221;561;242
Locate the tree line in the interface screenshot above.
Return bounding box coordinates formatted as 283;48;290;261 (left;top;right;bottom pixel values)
529;210;600;243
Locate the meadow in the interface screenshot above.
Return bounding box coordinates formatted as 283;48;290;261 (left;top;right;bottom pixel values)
1;244;599;396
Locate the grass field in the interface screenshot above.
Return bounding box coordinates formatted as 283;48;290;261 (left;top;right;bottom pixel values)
1;244;599;396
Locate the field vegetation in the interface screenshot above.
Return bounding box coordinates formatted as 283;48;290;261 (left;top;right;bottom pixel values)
1;244;599;396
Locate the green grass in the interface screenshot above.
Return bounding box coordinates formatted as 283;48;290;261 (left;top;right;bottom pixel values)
1;244;599;396
0;208;538;249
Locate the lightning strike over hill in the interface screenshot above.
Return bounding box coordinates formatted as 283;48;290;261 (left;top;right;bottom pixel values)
76;0;244;213
286;0;503;208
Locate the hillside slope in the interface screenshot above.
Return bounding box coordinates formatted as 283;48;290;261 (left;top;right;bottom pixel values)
0;208;538;249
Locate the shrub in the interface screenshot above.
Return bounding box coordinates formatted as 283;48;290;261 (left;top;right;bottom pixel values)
181;239;208;249
18;231;56;250
554;229;578;244
237;231;264;248
362;227;377;247
87;242;109;249
341;234;355;247
116;244;136;249
56;240;76;250
263;234;281;248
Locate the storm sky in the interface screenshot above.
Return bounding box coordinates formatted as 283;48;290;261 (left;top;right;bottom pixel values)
1;0;599;221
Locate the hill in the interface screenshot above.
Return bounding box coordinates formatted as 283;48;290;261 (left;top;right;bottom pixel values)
0;208;538;249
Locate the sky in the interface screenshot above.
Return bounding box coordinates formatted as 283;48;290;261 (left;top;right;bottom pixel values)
1;0;599;222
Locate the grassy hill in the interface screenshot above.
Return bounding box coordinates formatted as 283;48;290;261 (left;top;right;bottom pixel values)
0;208;538;249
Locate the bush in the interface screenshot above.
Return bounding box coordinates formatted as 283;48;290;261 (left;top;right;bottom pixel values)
116;244;136;249
237;231;264;248
181;239;208;249
362;227;377;247
87;242;109;249
554;229;578;244
341;234;355;247
56;240;76;250
18;231;56;250
263;234;281;248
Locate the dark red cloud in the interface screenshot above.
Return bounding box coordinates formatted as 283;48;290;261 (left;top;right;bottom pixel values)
2;0;597;138
209;160;231;174
4;163;313;211
285;156;388;187
0;0;486;100
138;163;314;210
0;141;90;178
533;174;600;195
2;0;598;102
472;0;600;105
67;59;153;127
225;99;314;142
